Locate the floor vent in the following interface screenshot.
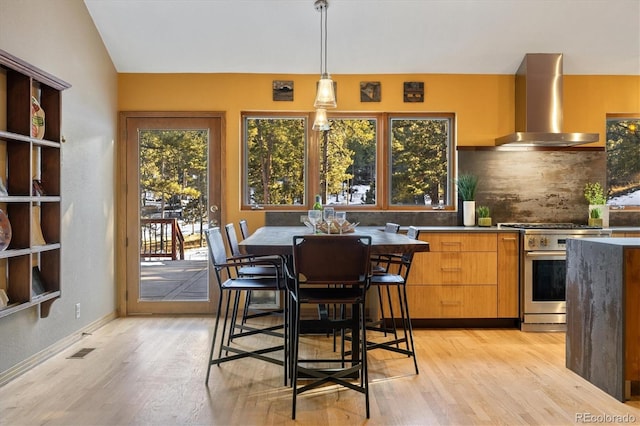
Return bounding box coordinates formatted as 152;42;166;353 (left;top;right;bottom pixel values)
67;348;95;359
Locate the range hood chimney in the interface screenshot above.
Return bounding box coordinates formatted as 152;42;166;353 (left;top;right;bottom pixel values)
495;53;599;147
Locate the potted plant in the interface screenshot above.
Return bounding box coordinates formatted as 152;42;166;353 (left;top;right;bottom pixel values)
477;205;492;227
588;206;603;227
584;182;609;227
456;174;478;226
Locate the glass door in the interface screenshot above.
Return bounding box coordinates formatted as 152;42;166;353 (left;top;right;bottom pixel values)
123;113;223;314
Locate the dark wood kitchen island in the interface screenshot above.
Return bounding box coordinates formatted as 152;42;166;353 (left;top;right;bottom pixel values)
566;237;640;402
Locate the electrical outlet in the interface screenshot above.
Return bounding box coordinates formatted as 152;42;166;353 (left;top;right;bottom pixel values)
75;303;80;319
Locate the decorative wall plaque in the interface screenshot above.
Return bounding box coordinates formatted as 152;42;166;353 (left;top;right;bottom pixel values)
273;80;294;101
360;81;381;102
403;82;424;102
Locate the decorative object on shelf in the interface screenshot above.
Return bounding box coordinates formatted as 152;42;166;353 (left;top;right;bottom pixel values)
403;82;424;102
311;0;336;131
0;177;7;196
584;182;608;227
0;289;8;308
360;81;381;102
0;209;11;251
456;173;478;226
477;205;492;227
32;266;46;297
272;80;293;101
31;206;47;245
31;96;45;139
32;179;46;196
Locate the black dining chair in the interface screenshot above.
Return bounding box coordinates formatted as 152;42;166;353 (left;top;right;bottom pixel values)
286;234;373;419
224;222;284;336
368;222;402;341
204;227;288;384
367;225;421;374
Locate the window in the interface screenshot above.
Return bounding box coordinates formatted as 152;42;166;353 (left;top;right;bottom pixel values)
243;113;307;207
606;116;640;207
321;117;377;206
242;111;455;210
389;115;453;207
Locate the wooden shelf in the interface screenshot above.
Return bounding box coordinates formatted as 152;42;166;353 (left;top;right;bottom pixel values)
0;48;69;319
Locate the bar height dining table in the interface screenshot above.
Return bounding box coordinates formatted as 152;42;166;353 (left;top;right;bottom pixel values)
238;225;430;370
239;225;430;257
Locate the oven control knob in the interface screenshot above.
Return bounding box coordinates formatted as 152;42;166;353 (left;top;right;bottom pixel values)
539;237;548;247
528;237;537;248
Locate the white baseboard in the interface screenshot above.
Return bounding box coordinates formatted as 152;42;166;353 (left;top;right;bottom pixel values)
0;311;117;387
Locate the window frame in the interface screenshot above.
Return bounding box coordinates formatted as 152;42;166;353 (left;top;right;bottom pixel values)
241;110;457;211
605;113;640;211
241;111;312;210
386;112;456;210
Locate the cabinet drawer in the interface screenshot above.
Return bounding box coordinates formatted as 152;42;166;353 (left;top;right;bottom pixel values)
420;233;497;252
407;285;497;318
409;251;497;285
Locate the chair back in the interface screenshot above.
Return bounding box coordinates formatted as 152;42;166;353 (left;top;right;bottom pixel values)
400;226;421;274
224;223;243;257
384;222;400;233
292;235;372;286
239;219;250;240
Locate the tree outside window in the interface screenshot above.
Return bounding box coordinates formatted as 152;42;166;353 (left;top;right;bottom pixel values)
389;116;452;206
244;116;306;206
606;117;640;207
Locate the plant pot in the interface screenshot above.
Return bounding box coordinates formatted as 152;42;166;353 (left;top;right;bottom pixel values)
478;217;492;227
588;217;603;227
588;204;609;227
463;201;475;226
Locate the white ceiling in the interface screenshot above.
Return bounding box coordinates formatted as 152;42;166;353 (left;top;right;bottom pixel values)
84;0;640;75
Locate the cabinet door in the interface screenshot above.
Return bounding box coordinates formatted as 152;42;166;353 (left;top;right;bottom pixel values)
410;251;497;285
407;285;497;318
497;232;519;318
424;233;497;252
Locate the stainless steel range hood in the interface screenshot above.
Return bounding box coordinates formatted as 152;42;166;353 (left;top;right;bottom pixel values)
495;53;599;147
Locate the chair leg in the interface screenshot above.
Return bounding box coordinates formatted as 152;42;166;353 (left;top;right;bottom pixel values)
385;286;399;347
291;301;300;420
401;285;419;374
360;303;370;419
218;292;233;359
205;295;224;384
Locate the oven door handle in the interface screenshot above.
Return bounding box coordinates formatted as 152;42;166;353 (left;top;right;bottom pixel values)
525;251;565;258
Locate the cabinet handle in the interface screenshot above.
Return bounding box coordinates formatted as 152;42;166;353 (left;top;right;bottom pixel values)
440;267;462;272
441;242;462;246
441;301;462;306
501;237;517;241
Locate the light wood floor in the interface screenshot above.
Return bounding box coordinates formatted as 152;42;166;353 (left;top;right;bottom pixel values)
1;316;640;426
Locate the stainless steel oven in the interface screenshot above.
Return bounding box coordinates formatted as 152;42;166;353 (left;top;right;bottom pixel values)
499;224;612;332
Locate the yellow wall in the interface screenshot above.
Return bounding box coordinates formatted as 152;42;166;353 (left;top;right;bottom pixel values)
118;73;639;230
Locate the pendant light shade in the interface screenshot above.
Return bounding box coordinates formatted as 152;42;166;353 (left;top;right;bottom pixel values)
312;108;330;131
314;75;336;108
313;0;336;120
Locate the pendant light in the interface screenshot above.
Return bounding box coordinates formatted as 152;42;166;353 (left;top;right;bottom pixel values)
313;0;336;109
312;108;329;131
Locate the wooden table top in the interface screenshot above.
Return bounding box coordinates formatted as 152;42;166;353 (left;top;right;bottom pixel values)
239;226;430;256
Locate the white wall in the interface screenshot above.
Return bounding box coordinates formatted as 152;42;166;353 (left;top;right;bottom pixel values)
0;0;117;375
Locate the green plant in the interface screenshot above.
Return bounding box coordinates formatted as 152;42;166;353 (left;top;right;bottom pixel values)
584;182;606;205
477;205;490;218
456;174;478;201
590;207;602;219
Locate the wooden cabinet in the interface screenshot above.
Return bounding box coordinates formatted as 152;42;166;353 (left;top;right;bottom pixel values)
406;231;519;319
612;232;640;238
497;232;519;317
0;49;70;319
